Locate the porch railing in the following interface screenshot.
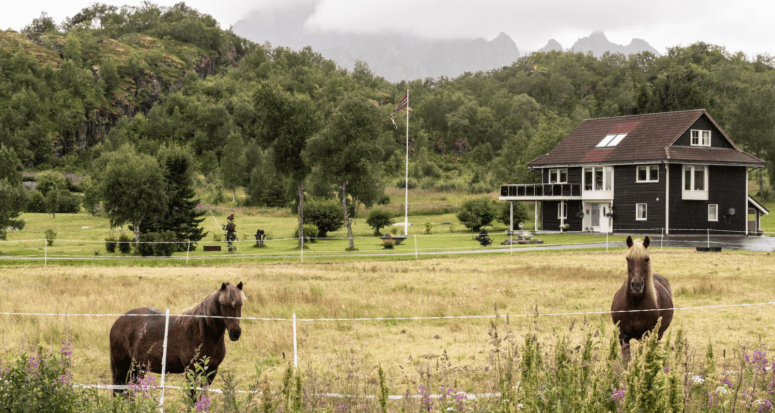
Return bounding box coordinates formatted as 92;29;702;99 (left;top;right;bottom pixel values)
500;183;582;198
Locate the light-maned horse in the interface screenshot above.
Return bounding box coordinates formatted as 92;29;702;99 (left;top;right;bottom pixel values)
109;281;245;396
611;236;673;360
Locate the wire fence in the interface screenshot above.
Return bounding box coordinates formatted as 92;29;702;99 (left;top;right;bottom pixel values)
3;299;775;408
1;227;773;264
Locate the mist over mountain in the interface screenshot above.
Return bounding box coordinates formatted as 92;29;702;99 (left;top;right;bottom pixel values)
233;6;520;82
569;31;660;56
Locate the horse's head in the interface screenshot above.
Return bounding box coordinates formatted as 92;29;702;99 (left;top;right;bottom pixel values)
217;282;244;341
625;236;651;296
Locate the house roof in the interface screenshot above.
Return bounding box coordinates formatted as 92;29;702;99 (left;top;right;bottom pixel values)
528;109;764;167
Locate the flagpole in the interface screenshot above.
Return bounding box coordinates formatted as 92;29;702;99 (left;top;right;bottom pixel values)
404;89;409;236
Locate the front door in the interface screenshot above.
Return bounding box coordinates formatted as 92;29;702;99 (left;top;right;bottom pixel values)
586;202;611;233
600;204;610;233
590;203;600;231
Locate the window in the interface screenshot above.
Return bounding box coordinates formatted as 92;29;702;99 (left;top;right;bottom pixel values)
558;202;567;219
548;169;567;184
636;165;659;182
584;166;613;191
636;203;647;221
596;133;628;147
708;204;718;222
691;129;711;147
682;165;709;200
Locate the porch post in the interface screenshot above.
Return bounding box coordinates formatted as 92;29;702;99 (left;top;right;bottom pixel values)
534;201;539;231
560;200;565;229
745;168;749;235
665;164;670;235
509;201;514;233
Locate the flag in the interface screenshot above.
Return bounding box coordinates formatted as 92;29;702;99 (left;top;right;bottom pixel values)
390;93;408;128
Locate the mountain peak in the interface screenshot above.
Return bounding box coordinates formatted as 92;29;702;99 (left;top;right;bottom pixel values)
538;39;563;53
571;31;659;57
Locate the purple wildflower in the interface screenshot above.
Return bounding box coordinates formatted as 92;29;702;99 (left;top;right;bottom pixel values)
612;385;625;404
337;404;345;411
58;372;72;386
760;399;773;413
194;394;211;412
60;341;72;358
751;350;769;372
418;383;432;412
768;380;774;395
664;366;670;373
721;375;733;388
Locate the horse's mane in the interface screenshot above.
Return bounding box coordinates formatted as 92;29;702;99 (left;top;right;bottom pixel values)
176;284;246;331
626;239;649;259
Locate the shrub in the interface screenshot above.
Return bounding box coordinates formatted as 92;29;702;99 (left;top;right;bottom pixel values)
303;198;344;238
153;231;176;257
25;190;46;212
424;222;432;234
456;198;497;231
382;241;395;249
366;208;394;236
56;190;81;213
292;224;319;243
468;181;492;194
118;233;132;254
136;232;157;256
497;201;530;228
44;229;57;246
105;233;117;253
35;170;66;195
377;193;391;205
394;177;417;190
419;176;437;190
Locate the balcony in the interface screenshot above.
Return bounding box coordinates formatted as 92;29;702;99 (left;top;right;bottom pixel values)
499;184;582;200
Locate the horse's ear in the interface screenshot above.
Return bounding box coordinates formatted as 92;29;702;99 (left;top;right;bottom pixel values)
237;281;243;290
643;236;650;249
626;236;633;248
221;282;227;291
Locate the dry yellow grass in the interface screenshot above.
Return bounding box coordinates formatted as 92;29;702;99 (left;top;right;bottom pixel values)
0;249;773;394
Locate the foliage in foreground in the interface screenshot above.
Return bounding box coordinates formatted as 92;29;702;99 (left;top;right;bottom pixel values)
2;322;773;412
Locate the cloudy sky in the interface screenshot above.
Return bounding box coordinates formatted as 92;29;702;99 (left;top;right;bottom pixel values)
3;0;773;56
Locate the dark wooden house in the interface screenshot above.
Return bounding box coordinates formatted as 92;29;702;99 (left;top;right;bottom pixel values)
499;109;769;234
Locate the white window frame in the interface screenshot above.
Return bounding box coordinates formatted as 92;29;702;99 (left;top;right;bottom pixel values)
690;129;711;147
682;165;709;200
636;165;659;183
583;166;614;193
558;202;567;219
636;203;647;221
708;204;718;222
548;169;568;184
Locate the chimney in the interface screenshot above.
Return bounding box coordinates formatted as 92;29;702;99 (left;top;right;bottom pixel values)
627;106;639;115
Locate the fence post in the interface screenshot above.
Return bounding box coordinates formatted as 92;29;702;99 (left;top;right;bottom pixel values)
292;313;298;368
707;228;710;248
661;228;664;250
159;309;171;412
414;235;418;260
44;239;47;267
606;232;608;252
186;241;190;266
301;232;304;263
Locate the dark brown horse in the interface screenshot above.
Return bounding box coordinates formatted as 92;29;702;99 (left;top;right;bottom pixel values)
611;236;673;359
109;282;245;395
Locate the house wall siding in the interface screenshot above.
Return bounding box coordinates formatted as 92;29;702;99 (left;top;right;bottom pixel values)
543;200;583;231
612;164;667;232
672;115;735;149
667;164;747;233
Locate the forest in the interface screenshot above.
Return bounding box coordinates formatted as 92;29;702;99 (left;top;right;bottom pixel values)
2;2;775;212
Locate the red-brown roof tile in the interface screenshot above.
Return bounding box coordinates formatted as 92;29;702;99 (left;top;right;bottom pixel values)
528;109;762;167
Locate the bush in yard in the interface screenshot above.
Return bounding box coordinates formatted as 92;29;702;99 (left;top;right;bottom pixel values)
105;235;117;253
366;208;394;236
292;224;319;243
152;231;176;256
25;190;46;213
456;198;497;231
497;201;530;228
35;170;66;196
44;229;57;246
303;198;344;238
56;190;81;213
136;232;157;256
117;233;132;254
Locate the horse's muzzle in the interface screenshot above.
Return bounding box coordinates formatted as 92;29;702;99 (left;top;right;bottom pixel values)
630;282;644;293
228;329;241;341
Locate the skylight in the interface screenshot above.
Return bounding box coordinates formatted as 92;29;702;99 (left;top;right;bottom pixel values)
595;133;628;148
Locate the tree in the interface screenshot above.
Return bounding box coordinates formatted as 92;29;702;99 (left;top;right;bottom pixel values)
0;180;26;240
97;147;168;241
80;177;101;216
254;82;321;248
305;95;383;250
147;145;207;249
35;170;67;196
456;198;497;231
366;209;394;236
220;131;246;202
0;145;23;185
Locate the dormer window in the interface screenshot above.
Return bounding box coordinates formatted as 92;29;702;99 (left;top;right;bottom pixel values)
595;133;628;148
691;129;711;147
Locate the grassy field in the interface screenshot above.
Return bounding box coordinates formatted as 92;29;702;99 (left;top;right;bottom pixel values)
0;249;773;399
